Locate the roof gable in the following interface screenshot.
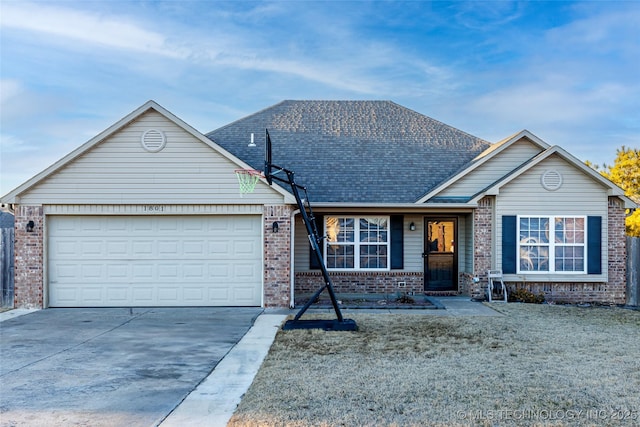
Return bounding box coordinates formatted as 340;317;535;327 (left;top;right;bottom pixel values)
417;130;549;203
2;101;291;203
471;145;636;208
207;100;490;203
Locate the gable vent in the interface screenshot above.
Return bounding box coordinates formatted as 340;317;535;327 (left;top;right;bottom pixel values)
141;129;166;152
541;170;563;191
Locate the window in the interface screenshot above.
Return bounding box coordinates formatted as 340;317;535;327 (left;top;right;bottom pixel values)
518;216;586;273
324;216;389;270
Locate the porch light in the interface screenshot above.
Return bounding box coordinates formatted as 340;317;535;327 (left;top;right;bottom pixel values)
26;220;35;232
272;221;279;233
409;222;416;231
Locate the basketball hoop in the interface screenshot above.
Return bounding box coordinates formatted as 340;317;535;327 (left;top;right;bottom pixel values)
234;169;263;195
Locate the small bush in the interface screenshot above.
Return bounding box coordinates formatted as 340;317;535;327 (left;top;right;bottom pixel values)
395;294;415;304
509;288;545;304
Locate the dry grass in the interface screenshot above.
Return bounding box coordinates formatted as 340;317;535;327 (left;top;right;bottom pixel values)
229;304;640;426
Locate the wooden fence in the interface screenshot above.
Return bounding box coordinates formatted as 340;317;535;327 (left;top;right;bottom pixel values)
0;228;14;307
627;236;640;307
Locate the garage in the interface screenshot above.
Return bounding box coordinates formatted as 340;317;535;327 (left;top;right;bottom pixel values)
47;215;263;307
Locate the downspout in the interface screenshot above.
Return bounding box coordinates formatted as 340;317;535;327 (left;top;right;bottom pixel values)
290;209;300;308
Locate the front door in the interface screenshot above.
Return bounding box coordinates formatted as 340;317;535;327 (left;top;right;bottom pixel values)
424;218;457;291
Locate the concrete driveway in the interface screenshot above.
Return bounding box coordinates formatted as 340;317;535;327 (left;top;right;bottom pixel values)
0;307;262;427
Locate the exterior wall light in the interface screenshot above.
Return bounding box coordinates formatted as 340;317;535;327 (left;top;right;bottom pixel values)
272;221;279;233
409;222;416;231
26;220;35;232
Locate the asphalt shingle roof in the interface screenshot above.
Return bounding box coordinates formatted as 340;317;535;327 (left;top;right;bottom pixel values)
207;100;490;203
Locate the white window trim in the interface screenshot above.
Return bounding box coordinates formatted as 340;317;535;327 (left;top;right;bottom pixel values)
516;215;587;274
324;215;391;271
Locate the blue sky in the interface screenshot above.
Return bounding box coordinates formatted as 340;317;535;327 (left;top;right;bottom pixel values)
1;0;639;195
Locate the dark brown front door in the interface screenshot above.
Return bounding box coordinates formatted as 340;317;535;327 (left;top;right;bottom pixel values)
424;218;457;291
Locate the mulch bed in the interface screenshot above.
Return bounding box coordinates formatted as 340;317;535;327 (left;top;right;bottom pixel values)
296;294;442;309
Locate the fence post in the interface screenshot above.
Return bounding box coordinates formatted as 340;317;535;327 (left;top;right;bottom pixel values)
627;236;639;307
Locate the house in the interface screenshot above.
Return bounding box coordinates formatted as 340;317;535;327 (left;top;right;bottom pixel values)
1;100;633;309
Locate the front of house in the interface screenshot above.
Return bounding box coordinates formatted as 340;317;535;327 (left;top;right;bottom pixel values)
1;100;633;309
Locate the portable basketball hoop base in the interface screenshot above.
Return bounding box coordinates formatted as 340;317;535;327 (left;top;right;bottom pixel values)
282;318;358;331
263;129;357;332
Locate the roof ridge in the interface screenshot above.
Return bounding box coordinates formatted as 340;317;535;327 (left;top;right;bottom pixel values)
387;101;491;145
205;100;289;136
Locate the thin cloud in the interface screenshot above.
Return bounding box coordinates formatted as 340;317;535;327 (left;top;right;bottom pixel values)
0;2;186;58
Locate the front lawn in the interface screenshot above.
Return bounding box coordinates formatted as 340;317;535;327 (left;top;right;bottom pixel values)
229;304;640;426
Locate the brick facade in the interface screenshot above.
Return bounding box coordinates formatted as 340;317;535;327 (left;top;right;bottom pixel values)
295;271;424;296
9;196;628;309
263;205;294;307
606;196;627;304
14;205;44;308
471;196;493;299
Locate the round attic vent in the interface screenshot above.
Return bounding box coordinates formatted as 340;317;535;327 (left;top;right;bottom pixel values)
141;129;166;152
541;170;563;191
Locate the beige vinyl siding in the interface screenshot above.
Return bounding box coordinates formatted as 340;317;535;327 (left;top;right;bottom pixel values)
404;215;423;272
18;111;284;205
436;139;542;198
462;213;474;275
294;215;313;271
495;155;608;282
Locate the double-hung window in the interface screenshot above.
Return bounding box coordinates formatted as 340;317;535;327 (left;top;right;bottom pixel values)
324;216;390;270
518;215;586;273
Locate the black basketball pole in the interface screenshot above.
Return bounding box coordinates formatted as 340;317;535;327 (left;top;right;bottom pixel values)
263;130;356;331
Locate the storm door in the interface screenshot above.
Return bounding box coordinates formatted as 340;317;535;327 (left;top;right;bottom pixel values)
424;218;458;291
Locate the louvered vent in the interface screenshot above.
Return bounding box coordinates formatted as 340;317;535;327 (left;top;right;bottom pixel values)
141;129;166;152
541;170;562;191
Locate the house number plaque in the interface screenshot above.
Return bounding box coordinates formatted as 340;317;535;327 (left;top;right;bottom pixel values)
143;205;165;212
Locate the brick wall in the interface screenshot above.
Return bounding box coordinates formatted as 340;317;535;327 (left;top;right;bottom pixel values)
471;196;493;298
606;197;627;304
295;271;424;296
263;205;294;307
14;205;44;308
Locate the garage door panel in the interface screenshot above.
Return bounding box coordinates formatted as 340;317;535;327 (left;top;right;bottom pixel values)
49;215;262;307
133;287;154;302
107;287;128;302
106;241;128;256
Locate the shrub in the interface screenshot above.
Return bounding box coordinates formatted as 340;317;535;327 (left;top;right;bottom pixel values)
509;288;545;304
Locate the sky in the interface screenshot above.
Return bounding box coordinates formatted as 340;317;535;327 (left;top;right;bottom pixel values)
1;0;639;195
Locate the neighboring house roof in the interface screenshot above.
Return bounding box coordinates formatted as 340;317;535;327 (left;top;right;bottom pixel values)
207;100;491;203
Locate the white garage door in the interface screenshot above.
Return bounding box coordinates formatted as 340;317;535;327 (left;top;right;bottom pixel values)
48;215;263;307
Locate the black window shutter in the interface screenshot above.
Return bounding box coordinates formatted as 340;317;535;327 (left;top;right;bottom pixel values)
502;215;517;274
587;216;602;274
390;215;404;269
309;215;323;270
